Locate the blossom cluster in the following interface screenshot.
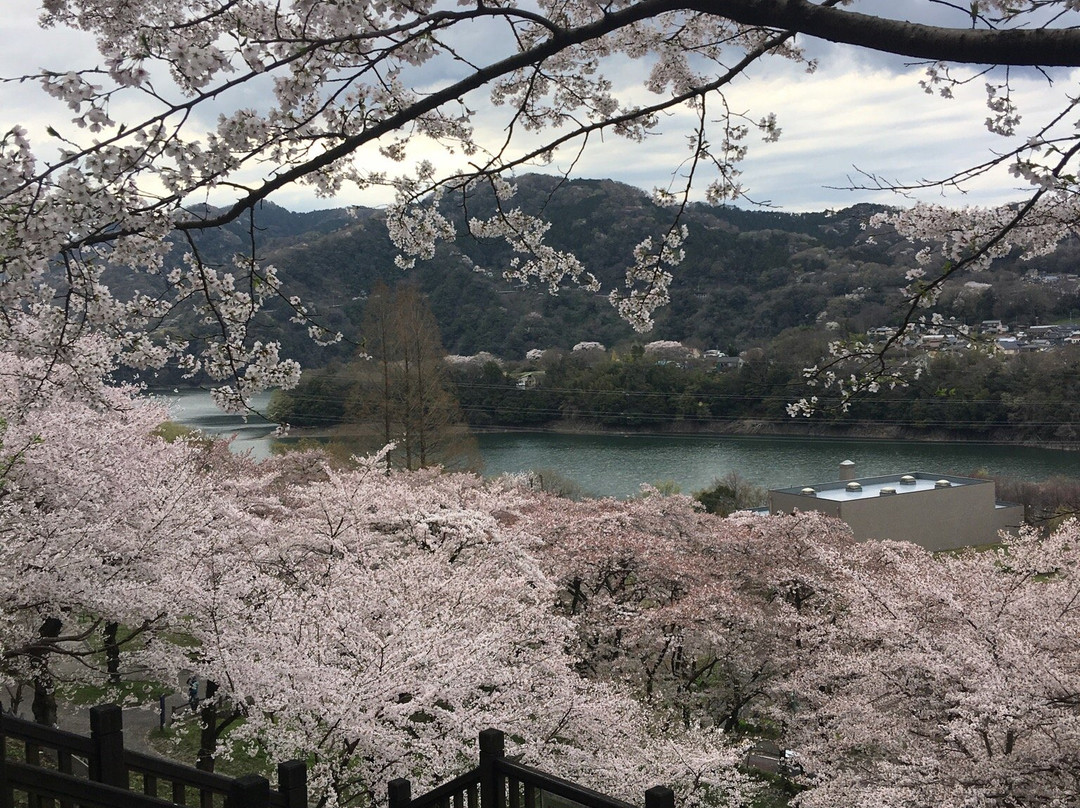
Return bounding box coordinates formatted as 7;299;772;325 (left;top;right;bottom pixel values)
6;0;1079;407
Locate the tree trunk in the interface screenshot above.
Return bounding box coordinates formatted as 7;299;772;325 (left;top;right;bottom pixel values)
196;679;219;772
104;621;121;684
31;616;63;726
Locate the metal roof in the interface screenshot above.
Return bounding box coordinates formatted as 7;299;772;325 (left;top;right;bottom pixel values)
771;472;988;502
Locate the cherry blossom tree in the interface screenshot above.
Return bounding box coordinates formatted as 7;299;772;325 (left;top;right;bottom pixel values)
527;489;855;733
527;488;1080;805
9;356;1080;808
0;352;216;722
0;378;755;801
147;460;754;807
781;525;1080;808
4;1;1080;404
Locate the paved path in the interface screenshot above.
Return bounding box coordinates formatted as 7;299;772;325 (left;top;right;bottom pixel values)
9;638;180;757
8;697;164;756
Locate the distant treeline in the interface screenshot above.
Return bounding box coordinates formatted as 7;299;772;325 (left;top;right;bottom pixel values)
269;335;1080;444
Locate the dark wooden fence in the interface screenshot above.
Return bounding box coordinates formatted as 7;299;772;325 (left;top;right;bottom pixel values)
389;730;674;808
0;704;306;808
4;709;674;808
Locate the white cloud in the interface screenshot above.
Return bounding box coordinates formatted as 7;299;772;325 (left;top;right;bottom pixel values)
1;7;1076;214
549;56;1076;211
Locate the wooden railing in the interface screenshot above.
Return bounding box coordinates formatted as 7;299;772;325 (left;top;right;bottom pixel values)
4;711;673;808
389;730;674;808
0;704;307;808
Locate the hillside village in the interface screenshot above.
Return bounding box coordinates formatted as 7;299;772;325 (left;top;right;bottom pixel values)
870;270;1080;354
444;308;1080;376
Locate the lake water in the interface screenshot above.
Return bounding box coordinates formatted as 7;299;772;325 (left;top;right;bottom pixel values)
155;388;279;457
474;431;1080;498
159;390;1080;499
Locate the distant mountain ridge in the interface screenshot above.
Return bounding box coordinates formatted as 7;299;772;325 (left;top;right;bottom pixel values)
159;175;1080;375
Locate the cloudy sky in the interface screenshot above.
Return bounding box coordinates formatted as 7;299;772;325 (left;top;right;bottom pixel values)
2;3;1076;214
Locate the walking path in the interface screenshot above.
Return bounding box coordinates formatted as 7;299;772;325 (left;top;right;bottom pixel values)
8;695;164;756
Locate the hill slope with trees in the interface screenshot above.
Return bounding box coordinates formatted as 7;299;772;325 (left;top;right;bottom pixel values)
148;175;1080;383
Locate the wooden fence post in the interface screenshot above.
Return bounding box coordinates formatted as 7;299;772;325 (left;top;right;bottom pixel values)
278;760;308;808
89;704;126;789
644;786;674;808
1;710;10;808
388;777;412;808
226;774;270;808
478;729;505;808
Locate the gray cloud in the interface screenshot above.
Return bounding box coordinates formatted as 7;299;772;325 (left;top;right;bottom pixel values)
2;5;1076;214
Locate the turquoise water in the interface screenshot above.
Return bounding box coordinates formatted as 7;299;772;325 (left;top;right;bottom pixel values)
156;388;277;457
160;390;1079;499
473;431;1079;499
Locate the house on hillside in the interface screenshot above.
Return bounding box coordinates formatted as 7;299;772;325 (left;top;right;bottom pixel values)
768;462;1023;551
515;371;545;388
713;356;745;371
994;337;1021;355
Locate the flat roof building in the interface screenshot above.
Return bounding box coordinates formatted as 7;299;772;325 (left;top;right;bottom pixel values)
769;467;1024;551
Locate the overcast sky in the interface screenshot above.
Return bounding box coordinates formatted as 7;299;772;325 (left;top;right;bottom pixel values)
2;3;1077;214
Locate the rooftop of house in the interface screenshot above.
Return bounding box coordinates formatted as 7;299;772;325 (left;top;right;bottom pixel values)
771;471;990;502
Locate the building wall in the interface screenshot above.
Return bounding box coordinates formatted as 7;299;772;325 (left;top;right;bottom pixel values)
840;483;993;551
770;478;1019;551
771;491;842;521
993;502;1025;536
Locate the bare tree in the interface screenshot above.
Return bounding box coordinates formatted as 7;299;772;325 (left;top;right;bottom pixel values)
353;283;477;471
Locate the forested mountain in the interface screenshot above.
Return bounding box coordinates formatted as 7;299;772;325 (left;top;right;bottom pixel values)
154;174;1080;376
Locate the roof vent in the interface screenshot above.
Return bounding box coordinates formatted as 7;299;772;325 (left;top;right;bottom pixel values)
935;479;952;488
899;475;917;485
800;487;817;496
845;481;863;493
879;487;897;496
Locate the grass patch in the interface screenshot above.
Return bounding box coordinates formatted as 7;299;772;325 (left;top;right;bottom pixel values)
149;716;274;780
57;678;170;707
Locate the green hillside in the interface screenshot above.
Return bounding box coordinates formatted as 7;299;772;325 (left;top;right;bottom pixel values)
138;175;1080;382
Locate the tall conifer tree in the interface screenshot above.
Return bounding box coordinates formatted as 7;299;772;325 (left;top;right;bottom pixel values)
353;283;477;470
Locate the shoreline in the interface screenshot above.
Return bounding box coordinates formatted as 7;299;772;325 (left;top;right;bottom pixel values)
157;386;1080;453
478;418;1080;451
285;418;1080;453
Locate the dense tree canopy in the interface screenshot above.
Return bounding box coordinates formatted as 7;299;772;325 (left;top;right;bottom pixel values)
3;0;1080;405
784;527;1080;808
5;362;1080;806
0;365;756;806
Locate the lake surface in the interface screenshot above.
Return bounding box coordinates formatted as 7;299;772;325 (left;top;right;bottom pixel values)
159;390;1080;499
473;431;1080;498
155;389;278;457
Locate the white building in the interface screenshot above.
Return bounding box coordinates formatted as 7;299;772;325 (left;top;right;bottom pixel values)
769;463;1023;551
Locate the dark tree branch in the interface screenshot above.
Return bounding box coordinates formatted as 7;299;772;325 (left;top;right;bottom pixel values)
69;0;1080;249
689;0;1080;66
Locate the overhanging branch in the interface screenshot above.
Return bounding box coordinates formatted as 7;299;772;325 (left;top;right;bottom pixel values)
72;0;1080;249
690;0;1080;66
